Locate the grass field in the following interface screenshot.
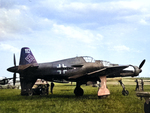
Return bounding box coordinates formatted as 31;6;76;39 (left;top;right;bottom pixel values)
0;78;150;113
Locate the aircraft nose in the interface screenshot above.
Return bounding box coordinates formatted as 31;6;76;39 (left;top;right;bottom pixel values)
133;66;142;76
132;59;145;77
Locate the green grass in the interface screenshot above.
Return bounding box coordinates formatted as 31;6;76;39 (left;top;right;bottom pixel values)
0;82;149;113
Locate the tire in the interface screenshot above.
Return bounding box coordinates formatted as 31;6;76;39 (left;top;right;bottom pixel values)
28;90;33;96
74;87;84;96
122;90;129;96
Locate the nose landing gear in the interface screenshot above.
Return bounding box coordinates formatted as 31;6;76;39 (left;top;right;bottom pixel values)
118;80;129;96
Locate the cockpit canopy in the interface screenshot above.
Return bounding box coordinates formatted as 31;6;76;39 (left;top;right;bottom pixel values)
100;60;119;67
83;56;95;62
82;56;118;67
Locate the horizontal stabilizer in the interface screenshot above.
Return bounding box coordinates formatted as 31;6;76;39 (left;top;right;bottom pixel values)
19;64;38;71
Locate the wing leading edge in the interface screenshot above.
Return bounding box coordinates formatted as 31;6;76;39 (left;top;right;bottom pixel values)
68;65;129;80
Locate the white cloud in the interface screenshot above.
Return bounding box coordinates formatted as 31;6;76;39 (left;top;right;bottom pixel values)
0;43;19;53
35;0;150;28
114;1;141;10
52;24;103;43
139;19;148;25
0;5;36;41
112;45;130;52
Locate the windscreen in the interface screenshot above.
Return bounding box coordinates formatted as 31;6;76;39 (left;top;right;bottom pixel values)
83;56;95;62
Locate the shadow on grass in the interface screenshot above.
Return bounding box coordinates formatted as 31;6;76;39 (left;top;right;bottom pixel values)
49;94;98;99
0;93;99;102
56;84;76;86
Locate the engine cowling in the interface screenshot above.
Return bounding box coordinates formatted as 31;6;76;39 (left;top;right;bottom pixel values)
132;65;142;77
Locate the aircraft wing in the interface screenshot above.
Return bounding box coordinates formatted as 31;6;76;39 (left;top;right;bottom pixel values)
1;77;13;80
18;64;39;71
88;65;129;77
69;65;129;79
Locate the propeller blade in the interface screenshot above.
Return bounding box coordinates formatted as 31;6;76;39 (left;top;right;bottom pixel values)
13;73;16;86
139;59;146;69
14;54;16;66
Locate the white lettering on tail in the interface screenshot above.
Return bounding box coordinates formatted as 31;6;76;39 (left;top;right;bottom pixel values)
25;49;31;53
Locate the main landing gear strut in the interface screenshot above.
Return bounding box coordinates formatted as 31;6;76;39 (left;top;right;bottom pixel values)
74;76;111;98
98;76;110;98
74;82;84;96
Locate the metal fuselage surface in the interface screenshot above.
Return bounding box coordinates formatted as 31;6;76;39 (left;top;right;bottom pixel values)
23;57;103;83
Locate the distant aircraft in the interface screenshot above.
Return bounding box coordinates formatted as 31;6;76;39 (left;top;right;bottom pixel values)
7;47;145;97
0;77;13;85
0;77;20;89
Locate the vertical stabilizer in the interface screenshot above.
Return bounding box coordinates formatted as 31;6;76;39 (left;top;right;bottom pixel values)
19;47;38;95
19;47;38;70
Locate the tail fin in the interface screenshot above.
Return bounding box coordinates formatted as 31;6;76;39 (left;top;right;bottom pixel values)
19;47;38;95
19;47;37;65
19;47;37;66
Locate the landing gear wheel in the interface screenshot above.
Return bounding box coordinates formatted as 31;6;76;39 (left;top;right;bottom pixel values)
28;90;33;96
122;90;129;96
74;87;84;96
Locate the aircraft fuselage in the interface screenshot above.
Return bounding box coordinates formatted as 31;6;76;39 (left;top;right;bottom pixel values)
7;47;145;96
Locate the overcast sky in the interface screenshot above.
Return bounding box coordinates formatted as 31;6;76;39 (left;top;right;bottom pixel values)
0;0;150;78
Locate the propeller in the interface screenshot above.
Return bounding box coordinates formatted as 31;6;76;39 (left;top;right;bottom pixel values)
131;59;146;77
13;54;16;86
14;54;16;67
139;59;146;69
13;73;16;86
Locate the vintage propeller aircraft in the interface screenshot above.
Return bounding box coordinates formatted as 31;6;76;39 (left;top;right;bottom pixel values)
7;47;145;97
0;77;13;85
0;77;20;89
